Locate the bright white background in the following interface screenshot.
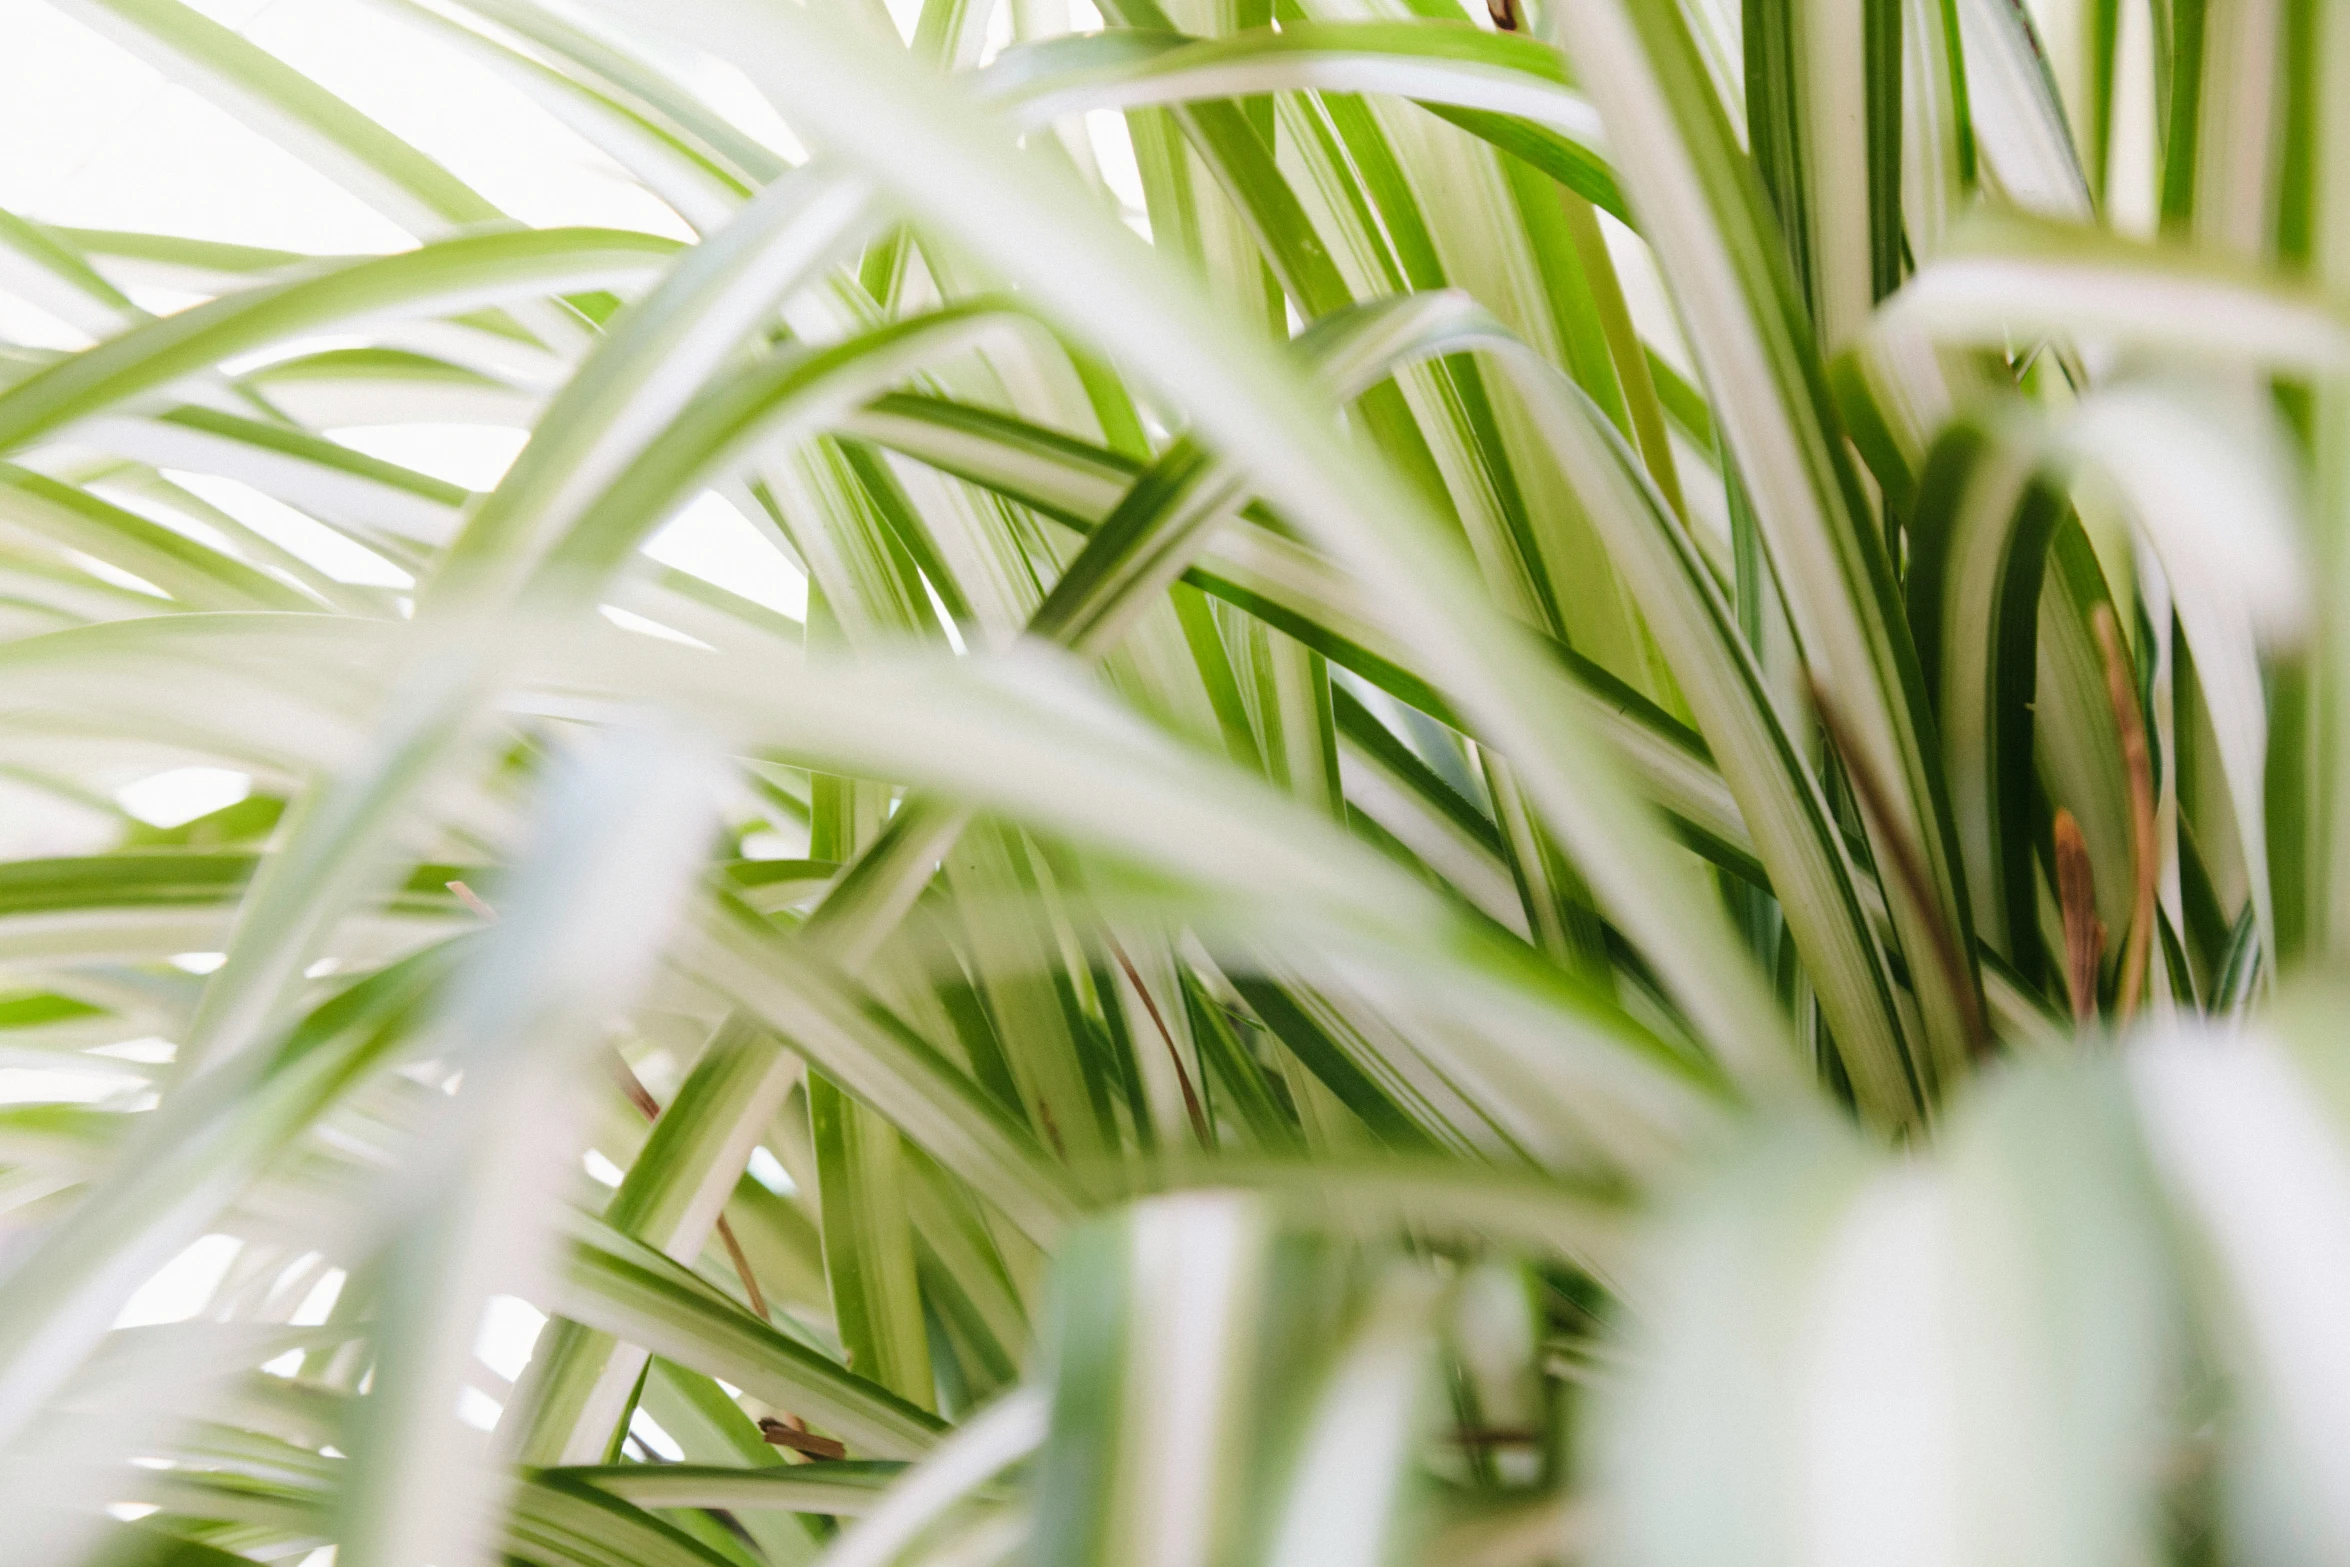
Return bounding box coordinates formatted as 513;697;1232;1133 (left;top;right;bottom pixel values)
0;0;868;1516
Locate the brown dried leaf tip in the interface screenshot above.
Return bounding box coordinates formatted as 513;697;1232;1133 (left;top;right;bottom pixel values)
759;1417;847;1461
445;879;498;922
1487;0;1519;29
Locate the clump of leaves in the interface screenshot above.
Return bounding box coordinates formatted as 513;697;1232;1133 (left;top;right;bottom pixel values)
0;1;2344;1566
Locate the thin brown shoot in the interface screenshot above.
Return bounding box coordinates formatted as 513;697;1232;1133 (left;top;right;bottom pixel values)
1107;936;1212;1148
1806;675;1990;1059
712;1209;771;1323
2091;607;2158;1028
2052;808;2104;1024
605;1051;770;1322
448;881;770;1320
604;1051;664;1122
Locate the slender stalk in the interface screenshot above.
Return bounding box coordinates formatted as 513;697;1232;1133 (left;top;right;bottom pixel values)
1106;935;1212;1150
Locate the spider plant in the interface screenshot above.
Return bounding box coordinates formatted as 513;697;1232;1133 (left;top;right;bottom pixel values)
0;0;2343;1563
